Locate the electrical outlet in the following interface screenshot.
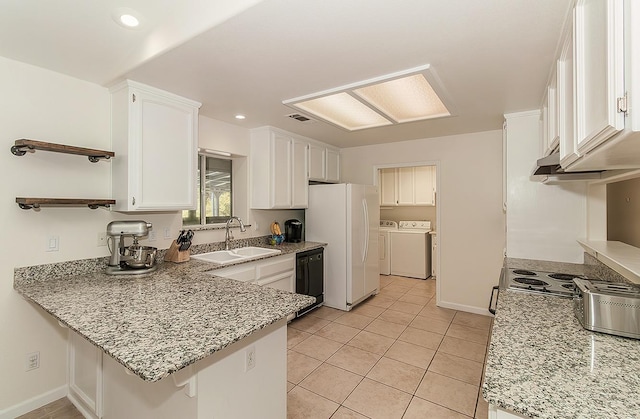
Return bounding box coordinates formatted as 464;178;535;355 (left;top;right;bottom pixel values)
46;235;59;252
245;346;256;372
148;231;157;241
97;232;108;247
26;351;40;371
164;228;171;239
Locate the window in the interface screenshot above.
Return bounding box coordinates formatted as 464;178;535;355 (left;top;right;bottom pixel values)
182;154;232;225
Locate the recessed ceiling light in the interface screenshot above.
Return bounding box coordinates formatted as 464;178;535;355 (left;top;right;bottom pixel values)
112;8;142;29
119;14;139;27
235;114;246;120
283;65;454;131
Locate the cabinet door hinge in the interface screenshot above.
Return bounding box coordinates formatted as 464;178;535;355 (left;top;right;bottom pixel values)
132;197;136;206
132;93;136;103
617;94;628;114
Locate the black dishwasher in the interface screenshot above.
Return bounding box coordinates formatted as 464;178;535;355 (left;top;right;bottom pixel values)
296;248;324;317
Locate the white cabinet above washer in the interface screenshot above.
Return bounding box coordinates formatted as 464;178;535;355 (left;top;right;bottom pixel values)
379;166;436;206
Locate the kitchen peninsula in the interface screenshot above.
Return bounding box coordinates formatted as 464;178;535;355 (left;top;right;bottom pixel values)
14;247;317;419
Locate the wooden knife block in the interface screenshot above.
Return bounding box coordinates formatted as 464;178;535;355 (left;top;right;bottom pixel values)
164;240;190;263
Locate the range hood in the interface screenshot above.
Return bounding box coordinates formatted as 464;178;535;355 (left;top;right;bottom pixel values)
531;152;603;183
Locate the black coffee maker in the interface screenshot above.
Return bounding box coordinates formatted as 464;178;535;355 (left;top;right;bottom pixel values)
284;219;303;243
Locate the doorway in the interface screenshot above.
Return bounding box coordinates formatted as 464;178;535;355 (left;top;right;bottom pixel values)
374;162;440;302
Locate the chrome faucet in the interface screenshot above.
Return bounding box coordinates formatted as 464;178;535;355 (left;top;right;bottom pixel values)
225;216;246;250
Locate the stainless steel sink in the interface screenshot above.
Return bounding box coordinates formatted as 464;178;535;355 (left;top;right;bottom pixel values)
191;246;281;266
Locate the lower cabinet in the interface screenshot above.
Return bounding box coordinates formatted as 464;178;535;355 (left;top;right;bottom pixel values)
99;319;287;419
212;253;295;292
68;331;103;419
489;404;528;418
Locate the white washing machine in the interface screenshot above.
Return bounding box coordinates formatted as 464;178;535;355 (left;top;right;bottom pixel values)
378;220;397;275
390;221;432;279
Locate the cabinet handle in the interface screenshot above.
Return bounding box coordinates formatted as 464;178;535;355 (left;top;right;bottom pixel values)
132;197;136;206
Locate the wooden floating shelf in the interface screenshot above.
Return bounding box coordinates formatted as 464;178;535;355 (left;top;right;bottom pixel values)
11;139;114;162
16;198;116;210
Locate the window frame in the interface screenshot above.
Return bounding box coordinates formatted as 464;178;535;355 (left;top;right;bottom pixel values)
182;153;233;226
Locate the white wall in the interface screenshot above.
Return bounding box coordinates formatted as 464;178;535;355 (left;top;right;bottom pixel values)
505;111;586;263
0;56;299;414
340;130;505;313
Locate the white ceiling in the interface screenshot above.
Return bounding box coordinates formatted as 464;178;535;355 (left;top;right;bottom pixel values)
0;0;572;148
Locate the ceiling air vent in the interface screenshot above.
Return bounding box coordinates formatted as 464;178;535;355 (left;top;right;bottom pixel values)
287;113;315;123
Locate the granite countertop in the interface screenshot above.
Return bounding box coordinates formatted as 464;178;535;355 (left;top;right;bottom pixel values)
483;288;640;418
14;242;321;383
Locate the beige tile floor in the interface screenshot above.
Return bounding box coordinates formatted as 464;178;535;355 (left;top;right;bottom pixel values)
24;275;491;419
287;275;492;419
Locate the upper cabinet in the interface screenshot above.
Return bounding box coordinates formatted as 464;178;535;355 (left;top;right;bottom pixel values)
540;71;559;157
379;166;436;206
308;142;340;183
250;127;308;209
559;0;640;172
110;80;201;212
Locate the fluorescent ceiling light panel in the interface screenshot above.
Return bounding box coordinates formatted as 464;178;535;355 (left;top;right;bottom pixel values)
295;92;392;131
283;65;453;131
353;74;450;123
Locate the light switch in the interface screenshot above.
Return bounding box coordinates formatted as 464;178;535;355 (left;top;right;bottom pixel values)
46;235;59;252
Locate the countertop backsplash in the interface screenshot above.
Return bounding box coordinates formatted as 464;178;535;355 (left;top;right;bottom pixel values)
14;235;306;284
506;252;633;285
583;252;630;284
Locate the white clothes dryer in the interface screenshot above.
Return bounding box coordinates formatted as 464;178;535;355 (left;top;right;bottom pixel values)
390;221;432;279
378;220;397;275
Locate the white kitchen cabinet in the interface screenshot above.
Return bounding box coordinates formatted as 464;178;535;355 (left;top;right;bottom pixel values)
250;127;308;209
212;253;295;292
325;148;340;182
308;143;325;181
308;142;340;183
396;167;415;205
379;168;397;206
574;0;624;155
413;166;436;205
291;139;309;208
563;0;640;171
110;80;200;212
380;166;436;206
68;331;103;419
558;22;580;168
488;404;528;419
541;72;559;157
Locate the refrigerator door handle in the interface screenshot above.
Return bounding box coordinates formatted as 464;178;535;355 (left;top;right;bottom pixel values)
362;198;369;263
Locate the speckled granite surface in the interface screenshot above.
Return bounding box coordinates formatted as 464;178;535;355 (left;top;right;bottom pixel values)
14;242;321;382
14;239;325;282
483;290;640;418
505;257;585;275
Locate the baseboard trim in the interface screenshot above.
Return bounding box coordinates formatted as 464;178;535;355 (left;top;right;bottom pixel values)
0;385;68;419
437;300;493;316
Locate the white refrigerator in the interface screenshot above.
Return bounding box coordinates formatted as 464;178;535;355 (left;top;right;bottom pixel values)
305;184;380;311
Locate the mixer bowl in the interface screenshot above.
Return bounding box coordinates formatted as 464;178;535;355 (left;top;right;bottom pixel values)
125;246;157;268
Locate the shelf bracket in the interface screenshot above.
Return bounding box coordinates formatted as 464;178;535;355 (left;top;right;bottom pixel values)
18;203;39;210
10;144;33;156
172;366;197;398
88;155;111;163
